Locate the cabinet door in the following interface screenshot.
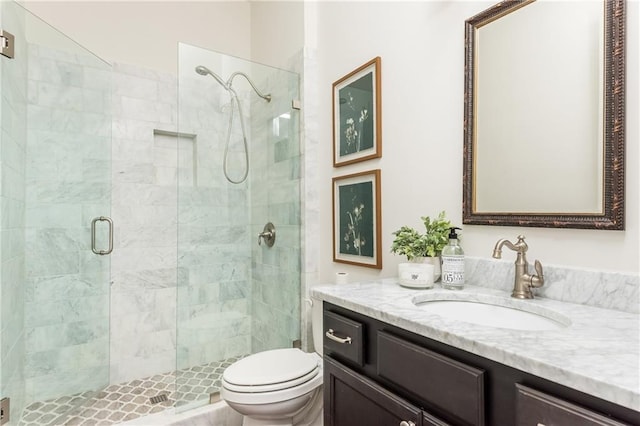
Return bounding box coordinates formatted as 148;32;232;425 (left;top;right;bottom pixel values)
324;356;423;426
516;384;632;426
378;331;485;425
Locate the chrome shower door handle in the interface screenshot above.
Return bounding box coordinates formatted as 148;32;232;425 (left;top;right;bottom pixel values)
91;216;113;255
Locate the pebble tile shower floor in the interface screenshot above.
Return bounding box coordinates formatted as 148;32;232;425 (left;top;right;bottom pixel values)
18;356;244;426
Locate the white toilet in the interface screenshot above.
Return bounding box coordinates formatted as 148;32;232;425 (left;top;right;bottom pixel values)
221;298;324;426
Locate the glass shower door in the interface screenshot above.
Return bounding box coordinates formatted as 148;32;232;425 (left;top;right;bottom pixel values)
1;1;112;423
176;43;301;409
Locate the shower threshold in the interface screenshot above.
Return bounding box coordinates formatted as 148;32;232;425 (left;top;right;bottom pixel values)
18;355;244;426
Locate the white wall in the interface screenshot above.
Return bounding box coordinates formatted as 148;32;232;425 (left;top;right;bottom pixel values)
311;1;639;284
22;1;252;73
22;1;306;72
250;1;304;68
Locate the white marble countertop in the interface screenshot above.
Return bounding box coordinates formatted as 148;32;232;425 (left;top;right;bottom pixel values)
311;279;640;411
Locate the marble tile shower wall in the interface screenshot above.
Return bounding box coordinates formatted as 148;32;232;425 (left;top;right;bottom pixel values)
109;62;180;384
111;60;253;382
0;1;27;419
23;44;111;402
299;47;319;352
176;70;251;371
250;69;301;353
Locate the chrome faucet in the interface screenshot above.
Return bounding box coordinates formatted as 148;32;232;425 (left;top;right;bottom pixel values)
492;235;544;299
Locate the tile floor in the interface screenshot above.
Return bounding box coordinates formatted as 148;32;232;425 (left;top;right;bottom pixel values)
18;356;244;426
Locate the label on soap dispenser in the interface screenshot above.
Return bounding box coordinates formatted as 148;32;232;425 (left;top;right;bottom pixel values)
441;255;464;287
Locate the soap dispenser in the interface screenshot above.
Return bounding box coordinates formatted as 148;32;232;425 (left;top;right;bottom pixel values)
441;227;464;290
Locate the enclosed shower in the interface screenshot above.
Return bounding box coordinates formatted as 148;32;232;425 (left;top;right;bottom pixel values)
0;2;301;424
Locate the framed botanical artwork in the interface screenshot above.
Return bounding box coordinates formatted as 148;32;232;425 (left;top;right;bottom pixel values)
332;169;382;269
333;57;382;167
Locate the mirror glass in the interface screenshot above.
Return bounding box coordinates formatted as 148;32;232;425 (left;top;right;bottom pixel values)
463;0;625;229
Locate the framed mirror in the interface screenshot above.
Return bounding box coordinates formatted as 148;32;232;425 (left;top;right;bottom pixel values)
463;0;625;230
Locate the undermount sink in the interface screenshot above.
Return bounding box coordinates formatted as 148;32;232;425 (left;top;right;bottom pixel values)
414;296;571;331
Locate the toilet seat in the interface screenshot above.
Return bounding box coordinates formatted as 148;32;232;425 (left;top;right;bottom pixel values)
223;365;320;393
223;348;319;392
221;350;323;405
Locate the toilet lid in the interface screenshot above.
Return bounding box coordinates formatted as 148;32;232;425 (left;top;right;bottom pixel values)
223;348;319;389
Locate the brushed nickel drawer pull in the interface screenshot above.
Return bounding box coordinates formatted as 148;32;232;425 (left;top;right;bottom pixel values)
325;329;352;344
400;421;416;426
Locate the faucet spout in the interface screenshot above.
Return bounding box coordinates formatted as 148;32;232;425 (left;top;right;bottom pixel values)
492;235;527;259
492;235;544;299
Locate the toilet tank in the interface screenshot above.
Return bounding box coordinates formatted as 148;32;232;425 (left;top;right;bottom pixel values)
311;296;323;356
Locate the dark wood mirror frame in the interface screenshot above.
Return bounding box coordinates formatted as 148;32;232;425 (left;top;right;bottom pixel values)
462;0;625;230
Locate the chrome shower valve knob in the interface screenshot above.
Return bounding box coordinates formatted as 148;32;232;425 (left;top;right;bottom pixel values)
258;222;276;247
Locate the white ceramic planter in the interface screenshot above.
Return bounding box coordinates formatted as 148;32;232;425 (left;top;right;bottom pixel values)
413;256;441;282
398;260;435;289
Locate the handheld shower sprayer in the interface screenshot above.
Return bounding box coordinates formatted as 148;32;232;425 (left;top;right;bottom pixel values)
195;65;229;89
194;65;272;184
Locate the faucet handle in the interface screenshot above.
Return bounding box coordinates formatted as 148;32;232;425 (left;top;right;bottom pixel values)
534;259;543;275
531;259;545;288
257;222;276;247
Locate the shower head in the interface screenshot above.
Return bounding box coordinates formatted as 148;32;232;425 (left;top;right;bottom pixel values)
195;65;229;89
195;65;209;76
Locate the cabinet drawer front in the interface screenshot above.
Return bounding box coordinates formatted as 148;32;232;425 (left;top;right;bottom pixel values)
323;311;364;366
378;331;485;426
516;384;631;426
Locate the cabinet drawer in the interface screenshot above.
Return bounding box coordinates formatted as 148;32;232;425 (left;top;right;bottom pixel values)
323;311;364;366
516;384;631;426
378;331;485;426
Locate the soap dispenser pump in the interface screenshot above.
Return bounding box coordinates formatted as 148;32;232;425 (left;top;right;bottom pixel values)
441;227;464;290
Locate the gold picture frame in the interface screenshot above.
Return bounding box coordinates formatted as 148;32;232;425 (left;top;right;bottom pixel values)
332;169;382;269
332;57;382;167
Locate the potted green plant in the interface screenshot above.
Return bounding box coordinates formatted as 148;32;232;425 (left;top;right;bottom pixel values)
391;211;452;284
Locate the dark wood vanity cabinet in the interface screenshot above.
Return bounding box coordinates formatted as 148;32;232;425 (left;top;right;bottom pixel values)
322;302;640;426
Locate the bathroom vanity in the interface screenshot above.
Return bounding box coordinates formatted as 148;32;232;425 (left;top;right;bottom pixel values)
312;280;640;426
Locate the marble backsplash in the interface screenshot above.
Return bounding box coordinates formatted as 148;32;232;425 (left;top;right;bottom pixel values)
465;256;639;314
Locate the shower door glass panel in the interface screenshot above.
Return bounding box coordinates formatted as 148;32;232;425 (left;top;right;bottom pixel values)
176;43;301;409
1;1;112;423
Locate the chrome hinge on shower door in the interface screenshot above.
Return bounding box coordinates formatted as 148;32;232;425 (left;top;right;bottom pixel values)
1;30;15;59
1;397;10;425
